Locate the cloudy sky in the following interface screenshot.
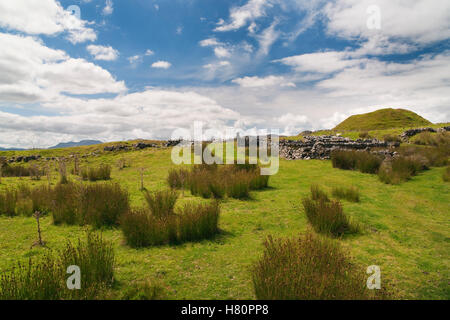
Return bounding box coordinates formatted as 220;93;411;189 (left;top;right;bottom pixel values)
0;0;449;148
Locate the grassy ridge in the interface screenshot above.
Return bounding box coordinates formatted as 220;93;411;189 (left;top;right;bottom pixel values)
0;146;449;299
333;108;432;131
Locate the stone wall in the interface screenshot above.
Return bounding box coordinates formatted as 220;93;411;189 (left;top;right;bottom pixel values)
280;136;395;160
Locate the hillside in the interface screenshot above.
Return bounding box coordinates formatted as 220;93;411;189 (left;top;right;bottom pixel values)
334;108;432;131
48;140;103;149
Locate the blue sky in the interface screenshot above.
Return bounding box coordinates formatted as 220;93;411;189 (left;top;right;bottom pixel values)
0;0;449;148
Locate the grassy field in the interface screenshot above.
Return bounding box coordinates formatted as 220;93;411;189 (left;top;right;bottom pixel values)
0;145;449;299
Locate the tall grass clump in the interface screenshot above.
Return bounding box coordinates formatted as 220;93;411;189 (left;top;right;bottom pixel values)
144;189;178;220
121;197;220;247
302;186;358;237
0;189;17;216
80;183;129;228
378;156;425;185
80;164;111;181
252;232;384;300
51;182;129;227
170;164;269;200
443;166;450;182
0;233;114;300
332;186;360;202
331;150;382;174
1;164;42;178
178;201;220;242
310;184;329;202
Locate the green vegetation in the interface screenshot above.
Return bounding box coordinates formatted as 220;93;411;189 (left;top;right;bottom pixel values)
80;164;111;181
302;186;359;237
332;186;360;202
0;232;114;300
0;139;449;299
331;150;382;174
252;232;385;300
334;108;432;131
443;167;450;182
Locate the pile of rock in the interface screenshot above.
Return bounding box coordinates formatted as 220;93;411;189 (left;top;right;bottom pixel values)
280;136;393;160
5;155;41;163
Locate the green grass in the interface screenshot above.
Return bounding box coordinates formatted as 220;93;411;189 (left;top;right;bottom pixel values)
0;145;449;299
334;108;432;131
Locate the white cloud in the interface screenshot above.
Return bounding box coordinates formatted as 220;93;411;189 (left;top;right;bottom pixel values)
0;90;241;149
102;0;114;16
145;49;154;56
0;0;96;43
232;75;294;88
324;0;450;45
214;47;231;59
199;38;222;47
255;20;279;56
87;45;119;61
151;61;171;69
0;32;125;103
215;0;272;32
128;55;141;64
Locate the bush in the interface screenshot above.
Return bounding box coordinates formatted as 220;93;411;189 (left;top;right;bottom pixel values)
121;201;220;247
178;201;220;242
0;189;17;216
378;156;425;185
120;279;167;300
81;164;111;181
1;164;43;178
144;189;178;220
80;183;130;228
332;186;360;202
252;232;383;300
302;198;358;237
174;164;269;200
331;150;382;174
359;131;371;139
441;166;450;182
0;232;114;300
52;182;129;227
310;184;329;202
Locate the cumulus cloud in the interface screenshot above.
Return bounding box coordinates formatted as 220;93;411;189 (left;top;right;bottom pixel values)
151;61;172;69
232;75;295;88
0;32;125;103
87;45;119;61
0;0;96;43
0;90;241;149
214;0;272;32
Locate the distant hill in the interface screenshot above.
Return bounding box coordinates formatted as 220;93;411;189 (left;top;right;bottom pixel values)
48;140;103;149
0;147;25;151
333;108;432;131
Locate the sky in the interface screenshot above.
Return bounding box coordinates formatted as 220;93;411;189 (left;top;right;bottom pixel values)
0;0;449;148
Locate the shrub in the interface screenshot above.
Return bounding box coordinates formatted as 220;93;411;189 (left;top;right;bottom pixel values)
302;198;358;237
80;183;129;228
52;182;129;227
443;167;450;182
252;232;383;300
0;189;17;216
178;201;220;242
331;150;382;174
0;232;114;300
167;168;190;189
121;201;220;247
332;186;360;202
144;189;178;220
1;164;43;178
170;164;269;200
51;183;80;225
378;156;425;185
81;164;111;181
310;184;329;202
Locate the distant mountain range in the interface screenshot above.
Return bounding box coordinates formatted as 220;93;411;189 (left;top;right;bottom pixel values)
48;140;103;149
0;140;103;151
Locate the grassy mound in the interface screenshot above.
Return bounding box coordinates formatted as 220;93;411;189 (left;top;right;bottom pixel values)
334;108;432;131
